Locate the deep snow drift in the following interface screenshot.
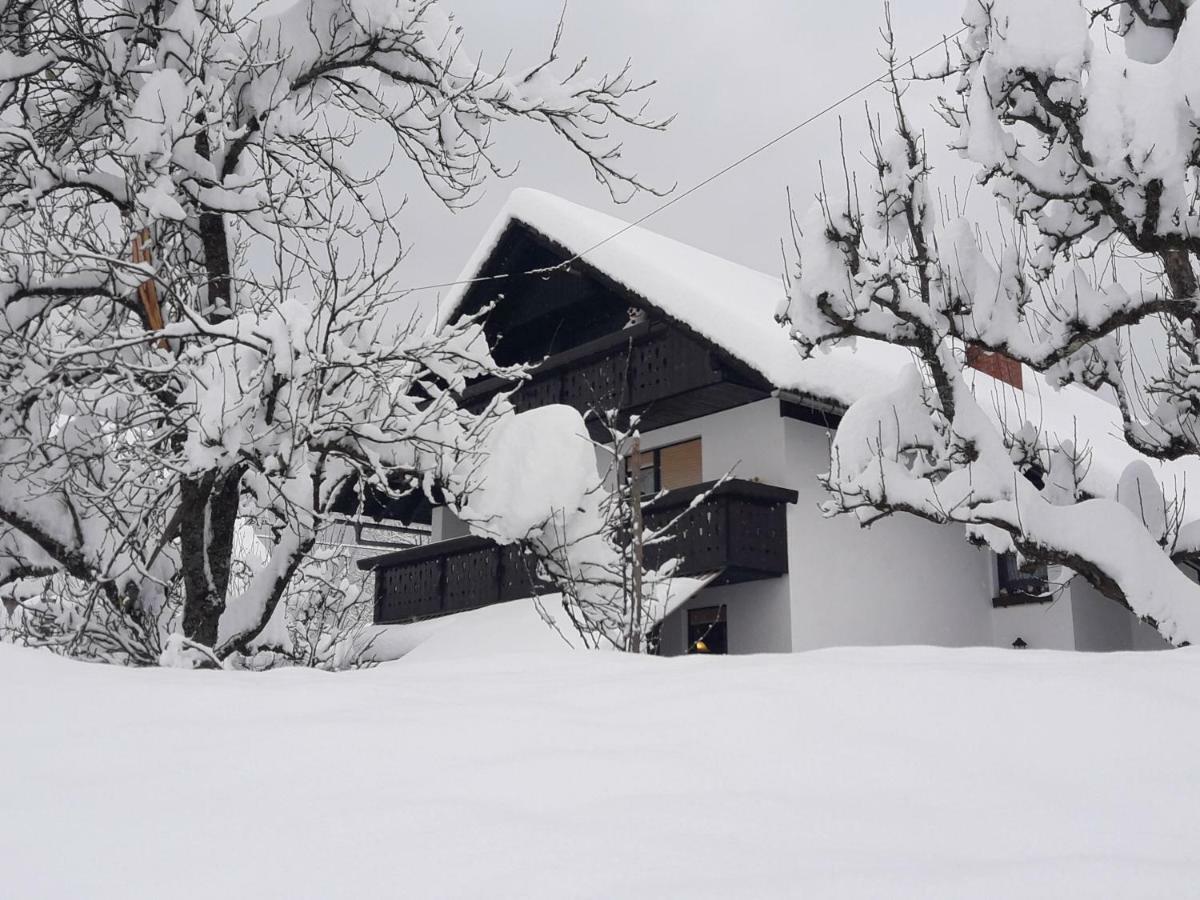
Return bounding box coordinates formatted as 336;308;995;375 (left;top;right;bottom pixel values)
4;626;1199;898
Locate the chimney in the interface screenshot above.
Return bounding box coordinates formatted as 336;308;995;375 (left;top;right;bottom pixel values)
967;344;1023;390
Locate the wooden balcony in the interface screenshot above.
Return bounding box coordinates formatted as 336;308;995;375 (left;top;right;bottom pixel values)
360;478;798;625
460;321;773;435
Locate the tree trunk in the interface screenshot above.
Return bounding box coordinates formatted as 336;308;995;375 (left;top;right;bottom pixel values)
179;469;242;647
194;124;233;321
177;118;241;648
628;436;645;653
1162;247;1197;302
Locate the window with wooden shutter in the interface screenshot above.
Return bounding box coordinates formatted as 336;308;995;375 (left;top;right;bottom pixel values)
658;438;702;491
625;437;703;493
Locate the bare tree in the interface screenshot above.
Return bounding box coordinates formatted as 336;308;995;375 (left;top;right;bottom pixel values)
780;1;1200;644
0;0;666;662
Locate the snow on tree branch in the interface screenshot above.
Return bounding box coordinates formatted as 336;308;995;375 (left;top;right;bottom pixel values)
0;0;666;663
780;2;1200;645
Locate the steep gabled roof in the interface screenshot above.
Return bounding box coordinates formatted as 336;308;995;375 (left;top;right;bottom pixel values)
440;189;1200;504
440;188;912;409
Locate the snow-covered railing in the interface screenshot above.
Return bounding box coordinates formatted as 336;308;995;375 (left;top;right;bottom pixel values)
360;479;797;624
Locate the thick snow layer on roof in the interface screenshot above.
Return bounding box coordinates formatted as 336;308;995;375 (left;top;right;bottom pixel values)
441;188;913;408
444;188;1200;504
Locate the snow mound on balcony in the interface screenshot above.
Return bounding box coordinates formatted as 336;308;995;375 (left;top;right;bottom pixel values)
458;404;598;543
359;577;717;663
360;597;583;662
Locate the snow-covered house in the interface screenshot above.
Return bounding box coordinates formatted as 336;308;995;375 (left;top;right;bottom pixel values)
360;189;1174;655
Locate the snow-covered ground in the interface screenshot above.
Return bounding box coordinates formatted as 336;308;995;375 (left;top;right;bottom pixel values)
4;609;1200;899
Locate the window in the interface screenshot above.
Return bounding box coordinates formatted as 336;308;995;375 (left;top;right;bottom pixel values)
630;447;658;495
627;437;702;494
687;605;727;654
997;553;1050;599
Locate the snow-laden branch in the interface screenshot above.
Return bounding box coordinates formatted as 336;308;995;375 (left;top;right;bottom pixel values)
0;0;665;660
780;3;1200;644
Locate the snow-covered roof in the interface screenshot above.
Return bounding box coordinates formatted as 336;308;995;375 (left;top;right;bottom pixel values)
442;188;1200;502
441;188;913;408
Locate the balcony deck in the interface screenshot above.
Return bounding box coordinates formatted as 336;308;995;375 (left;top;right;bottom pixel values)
360;478;798;625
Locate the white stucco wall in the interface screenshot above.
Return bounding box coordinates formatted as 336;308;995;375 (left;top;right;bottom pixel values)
431;506;471;542
991;598;1076;650
989;576;1173;652
639;398;791;485
1132;617;1173;651
643;400;999;652
1068;578;1171;652
658;577;793;657
1070;580;1134;651
781;414;995;650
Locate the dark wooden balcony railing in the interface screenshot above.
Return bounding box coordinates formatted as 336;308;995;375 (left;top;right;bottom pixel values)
360;479;798;625
460;321;771;434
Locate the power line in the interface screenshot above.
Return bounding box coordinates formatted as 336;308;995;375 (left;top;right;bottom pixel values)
404;24;968;298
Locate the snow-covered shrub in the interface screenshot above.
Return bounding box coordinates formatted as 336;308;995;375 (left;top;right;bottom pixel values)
257;546;378;671
456;405;712;652
455;406;634;649
1;574;172;666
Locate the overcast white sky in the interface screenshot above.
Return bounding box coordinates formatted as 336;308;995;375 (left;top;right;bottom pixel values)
385;0;969;312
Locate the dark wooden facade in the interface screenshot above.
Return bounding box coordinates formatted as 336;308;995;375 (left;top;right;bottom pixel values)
462;319;773;436
362;479;798;624
456;223;777;435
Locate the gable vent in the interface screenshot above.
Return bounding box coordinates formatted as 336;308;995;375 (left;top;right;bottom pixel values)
967;345;1023;390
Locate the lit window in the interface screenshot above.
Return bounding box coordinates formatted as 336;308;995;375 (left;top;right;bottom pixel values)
687;605;727;655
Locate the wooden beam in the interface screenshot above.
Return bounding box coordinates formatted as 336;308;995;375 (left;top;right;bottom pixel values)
131;229;167;347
